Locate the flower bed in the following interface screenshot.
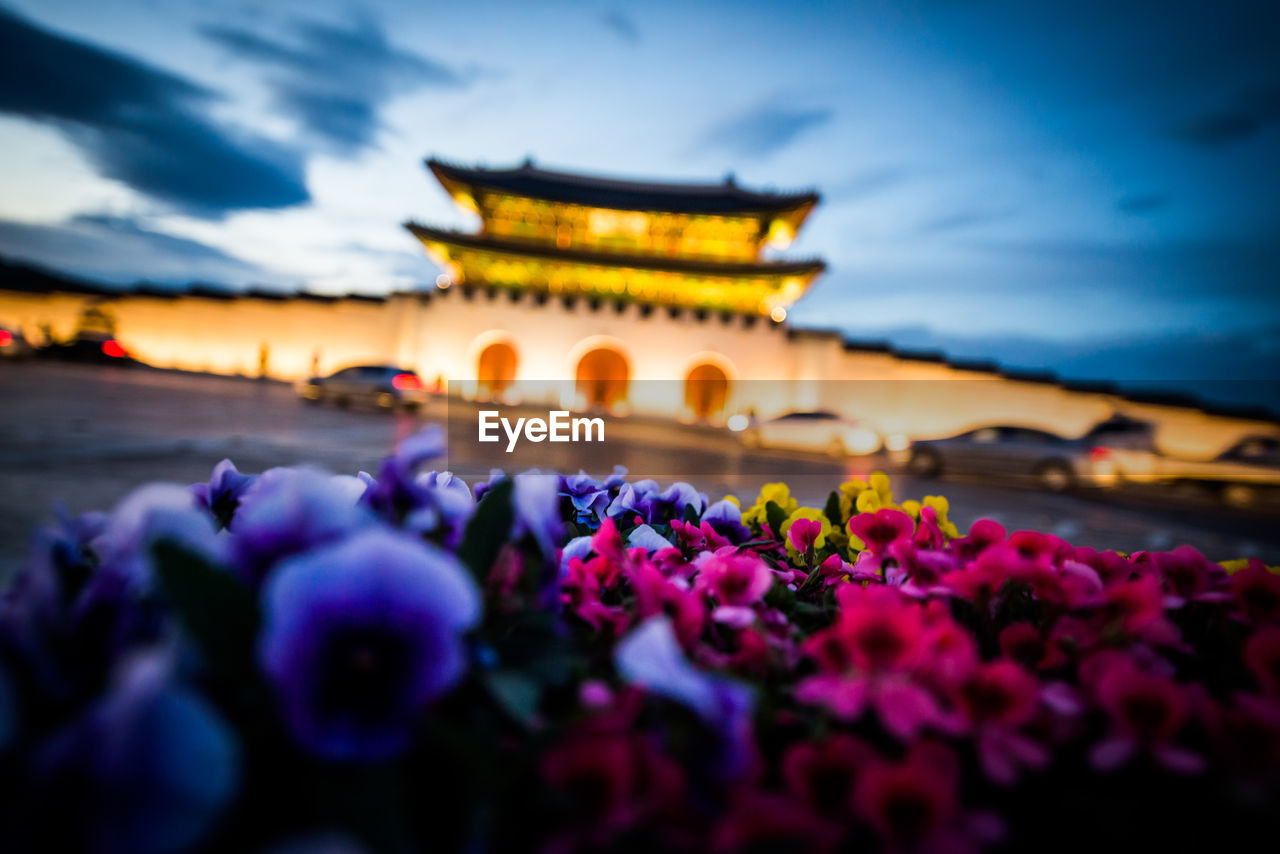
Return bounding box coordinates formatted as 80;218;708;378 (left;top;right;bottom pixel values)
1;426;1278;853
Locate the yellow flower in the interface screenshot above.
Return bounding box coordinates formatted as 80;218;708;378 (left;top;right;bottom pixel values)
922;495;960;539
742;482;799;527
855;488;883;514
869;471;894;506
1221;558;1280;575
722;494;741;508
837;477;869;520
900;500;922;520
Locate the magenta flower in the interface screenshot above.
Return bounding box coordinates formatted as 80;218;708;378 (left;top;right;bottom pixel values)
781;734;874;817
956;661;1047;784
950;518;1006;561
796;586;947;739
258;528;481;761
1090;658;1204;774
1232;560;1280;624
852;741;961;850
541;727;686;850
1244;626;1280;698
847;508;914;554
695;549;774;627
1134;545;1232;607
787;517;823;554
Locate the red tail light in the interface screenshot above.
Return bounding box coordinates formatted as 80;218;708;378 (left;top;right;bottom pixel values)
392;372;421;391
0;330;11;347
101;340;126;358
1089;446;1112;460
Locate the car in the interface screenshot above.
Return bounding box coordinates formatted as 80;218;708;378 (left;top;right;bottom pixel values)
1145;435;1280;507
740;410;881;457
0;325;34;359
298;365;428;411
900;418;1155;491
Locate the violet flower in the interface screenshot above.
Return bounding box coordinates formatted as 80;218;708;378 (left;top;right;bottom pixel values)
190;458;256;529
231;467;371;586
30;656;239;854
258;528;481;761
614;617;755;778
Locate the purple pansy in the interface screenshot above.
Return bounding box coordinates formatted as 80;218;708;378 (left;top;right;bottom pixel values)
259;528;481;761
702;498;751;544
606;479;661;522
627;524;674;553
560;471;611;520
30;656;239;854
615;617;756;778
231;468;371;586
190;458;257;529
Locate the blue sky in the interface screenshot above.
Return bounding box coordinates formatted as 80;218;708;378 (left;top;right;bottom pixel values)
1;0;1277;353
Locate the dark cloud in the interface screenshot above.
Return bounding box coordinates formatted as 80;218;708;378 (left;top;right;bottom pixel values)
600;10;641;44
0;213;274;286
700;104;832;158
1117;193;1170;215
201;14;467;155
1173;86;1280;147
0;7;308;217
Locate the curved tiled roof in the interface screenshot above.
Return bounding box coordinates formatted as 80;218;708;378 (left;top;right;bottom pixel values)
427;158;819;215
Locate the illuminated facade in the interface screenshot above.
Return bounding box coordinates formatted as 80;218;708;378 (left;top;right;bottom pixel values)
407;159;824;318
1;160;1276;459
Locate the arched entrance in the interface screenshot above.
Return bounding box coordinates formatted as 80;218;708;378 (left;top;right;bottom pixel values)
575;347;629;409
685;362;730;419
477;340;518;398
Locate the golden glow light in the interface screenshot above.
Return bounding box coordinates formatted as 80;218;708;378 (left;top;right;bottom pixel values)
435;274;451;289
770;306;788;322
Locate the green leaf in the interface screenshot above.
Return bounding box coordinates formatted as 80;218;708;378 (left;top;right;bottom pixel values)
765;500;788;538
484;670;542;728
682;501;701;525
152;540;260;680
458;478;514;581
823;490;843;527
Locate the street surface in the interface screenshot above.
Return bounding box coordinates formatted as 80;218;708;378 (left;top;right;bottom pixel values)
2;361;1278;581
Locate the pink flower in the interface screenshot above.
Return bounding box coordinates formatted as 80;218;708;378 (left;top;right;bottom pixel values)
1232;560;1280;624
710;789;844;854
781;734;874;817
955;661;1047;784
695;550;774;626
853;741;959;850
998;623;1045;669
795;586;947;739
911;505;946;550
1244;626;1280;698
1090;658;1204;774
847;508;914;554
1135;545;1231;607
950;518;1006;561
541;728;686;850
787;517;824;554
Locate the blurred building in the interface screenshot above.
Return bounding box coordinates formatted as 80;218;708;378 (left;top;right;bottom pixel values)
0;159;1276;459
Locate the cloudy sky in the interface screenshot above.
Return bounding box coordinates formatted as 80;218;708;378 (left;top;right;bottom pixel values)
1;0;1278;357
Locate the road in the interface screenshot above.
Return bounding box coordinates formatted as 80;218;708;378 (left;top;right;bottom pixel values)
2;361;1278;581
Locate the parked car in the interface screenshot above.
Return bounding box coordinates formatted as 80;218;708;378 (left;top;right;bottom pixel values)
900;418;1156;491
1144;435;1280;507
0;325;34;359
298;365;428;411
740;411;881;457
